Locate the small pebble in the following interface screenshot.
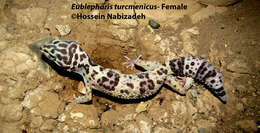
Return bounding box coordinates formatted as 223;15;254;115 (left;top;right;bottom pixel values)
200;54;208;59
149;20;160;29
190;89;198;98
136;101;148;113
198;128;206;133
56;24;71;36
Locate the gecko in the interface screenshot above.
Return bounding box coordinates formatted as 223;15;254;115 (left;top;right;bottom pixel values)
40;39;227;104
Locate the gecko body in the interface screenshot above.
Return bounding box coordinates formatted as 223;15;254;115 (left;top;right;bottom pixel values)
40;40;227;104
40;40;182;103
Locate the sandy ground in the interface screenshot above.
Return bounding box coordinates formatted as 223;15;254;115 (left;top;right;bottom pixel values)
0;0;259;132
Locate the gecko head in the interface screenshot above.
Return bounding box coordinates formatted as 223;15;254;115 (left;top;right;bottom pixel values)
40;40;89;72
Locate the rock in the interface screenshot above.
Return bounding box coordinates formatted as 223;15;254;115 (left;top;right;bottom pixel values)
227;58;251;74
190;89;198;98
190;5;228;24
236;103;244;111
111;26;135;42
148;104;169;123
153;126;177;133
0;103;23;122
101;105;136;127
122;123;140;133
22;86;46;109
0;40;8;51
32;91;61;118
40;119;57;131
64;104;100;129
56;24;71;36
195;0;240;6
136;101;149;113
180;27;199;55
0;123;21;133
22;85;62;119
136;114;153;133
235;120;258;132
149;20;160;29
196;119;216;132
137;27;166;61
0;47;37;75
30;116;44;128
198;128;206;133
15;7;47;28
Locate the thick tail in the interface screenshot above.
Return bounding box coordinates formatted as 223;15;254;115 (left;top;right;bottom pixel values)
168;56;227;103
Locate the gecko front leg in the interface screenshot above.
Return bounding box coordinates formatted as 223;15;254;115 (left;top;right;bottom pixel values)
68;72;93;104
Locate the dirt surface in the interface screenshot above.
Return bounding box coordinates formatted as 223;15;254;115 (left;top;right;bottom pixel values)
0;0;259;133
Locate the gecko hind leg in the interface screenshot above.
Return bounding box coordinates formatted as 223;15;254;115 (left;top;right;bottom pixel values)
164;75;194;95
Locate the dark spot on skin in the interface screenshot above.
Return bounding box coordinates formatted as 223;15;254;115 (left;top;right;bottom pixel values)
110;80;114;85
140;81;147;87
201;67;208;75
101;77;109;83
58;43;68;48
140;88;146;95
120;90;123;93
126;83;134;89
58;49;67;55
99;67;104;71
73;61;77;66
125;90;129;94
56;54;62;61
51;49;55;54
79;47;84;51
147;80;155;90
211;70;217;77
137;74;144;79
145;73;149;79
75;54;78;60
91;70;98;79
189;70;192;74
185;65;189;69
43;49;48;54
157;70;162;75
210;79;215;84
129;76;132;79
191;62;195;66
68;44;77;65
80;54;86;61
62;56;68;62
107;71;113;78
162;69;168;74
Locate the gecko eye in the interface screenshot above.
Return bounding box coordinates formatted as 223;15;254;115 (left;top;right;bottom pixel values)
52;39;60;45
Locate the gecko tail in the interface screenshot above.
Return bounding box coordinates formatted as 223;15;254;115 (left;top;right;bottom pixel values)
168;56;228;104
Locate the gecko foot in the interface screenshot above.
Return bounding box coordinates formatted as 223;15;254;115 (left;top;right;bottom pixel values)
67;94;92;104
122;55;142;70
176;76;194;90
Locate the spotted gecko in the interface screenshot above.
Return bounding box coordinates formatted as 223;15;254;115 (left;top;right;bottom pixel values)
40;40;227;104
